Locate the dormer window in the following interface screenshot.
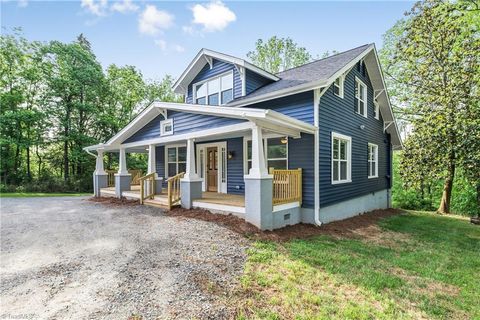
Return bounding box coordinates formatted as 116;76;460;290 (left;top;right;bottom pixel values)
194;72;233;106
333;75;344;98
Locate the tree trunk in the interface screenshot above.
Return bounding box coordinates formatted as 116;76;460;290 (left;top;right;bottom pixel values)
26;146;31;181
64;102;71;182
438;161;455;214
36;145;42;177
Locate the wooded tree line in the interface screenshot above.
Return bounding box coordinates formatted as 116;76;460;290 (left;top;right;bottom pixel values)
0;30;181;192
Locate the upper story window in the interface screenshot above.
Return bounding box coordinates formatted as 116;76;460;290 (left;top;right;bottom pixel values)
355;77;367;117
374;98;380;120
194;72;233;106
333;76;344;98
368;143;378;178
332;132;351;184
160;119;173;136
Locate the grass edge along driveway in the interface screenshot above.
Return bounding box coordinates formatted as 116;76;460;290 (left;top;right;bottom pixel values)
0;192;90;198
235;211;480;320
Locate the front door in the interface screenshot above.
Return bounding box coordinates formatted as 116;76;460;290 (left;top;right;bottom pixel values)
207;147;218;192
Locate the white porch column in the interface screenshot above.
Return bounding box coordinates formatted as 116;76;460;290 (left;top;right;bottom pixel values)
93;148;107;197
118;147;128;175
95;149;106;175
180;138;202;209
148;144;156;175
248;123;269;178
115;147;131;198
184;138;199;181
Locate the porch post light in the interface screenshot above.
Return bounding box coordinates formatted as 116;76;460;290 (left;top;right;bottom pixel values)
249;123;268;178
185;138;199;181
148;144;156;176
118;147;128;175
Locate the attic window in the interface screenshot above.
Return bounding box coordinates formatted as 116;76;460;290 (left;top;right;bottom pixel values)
355;77;367;118
160;119;173;136
333;76;344;98
194;72;233;106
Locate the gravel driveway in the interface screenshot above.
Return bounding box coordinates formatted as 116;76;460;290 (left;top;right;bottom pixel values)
0;197;249;320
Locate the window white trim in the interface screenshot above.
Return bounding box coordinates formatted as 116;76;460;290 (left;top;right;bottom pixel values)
160;118;173;136
331;132;352;185
243;134;288;174
333;75;344;98
355;77;368;118
192;70;234;106
373;98;380;120
368;143;378;178
164;144;186;178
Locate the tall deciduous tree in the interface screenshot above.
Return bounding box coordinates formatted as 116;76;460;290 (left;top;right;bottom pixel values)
247;36;312;73
382;0;479;213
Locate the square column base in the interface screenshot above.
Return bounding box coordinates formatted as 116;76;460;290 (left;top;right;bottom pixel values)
93;173;108;197
180;179;203;209
115;174;131;198
244;176;273;230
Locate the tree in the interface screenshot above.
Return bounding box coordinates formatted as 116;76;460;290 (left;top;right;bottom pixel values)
381;0;480;213
247;36;312;73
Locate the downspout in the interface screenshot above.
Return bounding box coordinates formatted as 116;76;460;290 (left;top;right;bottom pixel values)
313;88;322;227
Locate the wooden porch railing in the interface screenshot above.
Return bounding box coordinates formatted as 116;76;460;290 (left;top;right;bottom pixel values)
105;169;143;187
167;172;184;209
129;169;142;185
139;172;156;204
270;168;302;206
106;170;116;187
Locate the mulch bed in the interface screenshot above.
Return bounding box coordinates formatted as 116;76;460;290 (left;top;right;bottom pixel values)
88;196;140;207
167;207;404;242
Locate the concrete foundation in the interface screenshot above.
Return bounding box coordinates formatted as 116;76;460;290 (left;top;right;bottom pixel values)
180;179;203;209
244;176;273;230
93;173;108;197
115;174;131;198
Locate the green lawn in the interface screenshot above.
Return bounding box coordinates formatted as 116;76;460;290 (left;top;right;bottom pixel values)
0;192;91;198
236;211;480;319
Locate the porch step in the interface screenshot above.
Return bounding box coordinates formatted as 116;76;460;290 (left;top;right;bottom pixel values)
143;198;180;210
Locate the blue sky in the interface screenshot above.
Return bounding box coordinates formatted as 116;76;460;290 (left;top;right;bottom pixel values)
2;0;413;81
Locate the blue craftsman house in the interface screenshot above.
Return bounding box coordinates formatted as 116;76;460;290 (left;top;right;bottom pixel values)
85;44;402;230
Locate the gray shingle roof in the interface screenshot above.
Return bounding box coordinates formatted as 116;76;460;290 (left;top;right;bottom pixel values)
228;44;371;104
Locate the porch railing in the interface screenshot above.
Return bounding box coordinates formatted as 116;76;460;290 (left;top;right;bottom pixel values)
105;169;143;187
139;172;156;204
167;172;184;209
106;170;116;187
129;169;142;185
270;168;302;206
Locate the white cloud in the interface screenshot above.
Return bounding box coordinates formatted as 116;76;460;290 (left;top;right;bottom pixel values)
81;0;108;16
173;44;185;53
190;1;236;32
111;0;138;13
138;5;174;35
154;39;167;51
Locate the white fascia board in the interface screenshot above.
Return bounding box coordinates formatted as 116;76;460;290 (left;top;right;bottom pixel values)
172;48;279;94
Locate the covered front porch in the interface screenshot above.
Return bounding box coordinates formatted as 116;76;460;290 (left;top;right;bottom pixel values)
86;102;315;230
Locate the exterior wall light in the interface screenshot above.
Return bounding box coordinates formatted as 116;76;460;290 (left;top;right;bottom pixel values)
360;125;365;130
228;151;235;160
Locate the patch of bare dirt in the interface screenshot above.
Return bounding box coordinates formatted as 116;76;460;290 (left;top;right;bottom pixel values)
167;208;404;242
88;196;140;207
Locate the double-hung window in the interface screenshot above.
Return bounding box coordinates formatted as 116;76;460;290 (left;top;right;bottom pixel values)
368;143;378;178
195;72;233;105
355;77;367;117
245;137;288;173
166;146;186;177
333;76;344;98
332;132;351;184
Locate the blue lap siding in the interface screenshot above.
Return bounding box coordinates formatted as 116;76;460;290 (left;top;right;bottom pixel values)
288;134;315;208
245;69;274;95
123;112;244;144
318;62;391;207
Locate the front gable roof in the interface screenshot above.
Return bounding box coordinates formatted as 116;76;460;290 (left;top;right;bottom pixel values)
172;48;280;94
